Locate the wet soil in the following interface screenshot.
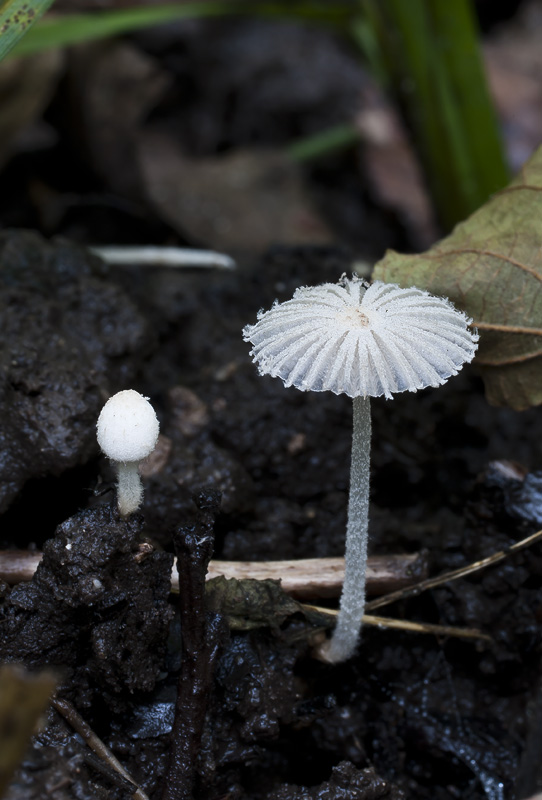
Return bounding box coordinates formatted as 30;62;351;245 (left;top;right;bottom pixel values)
1;231;542;799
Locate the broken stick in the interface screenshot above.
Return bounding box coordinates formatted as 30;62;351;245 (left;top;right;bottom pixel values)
0;550;427;600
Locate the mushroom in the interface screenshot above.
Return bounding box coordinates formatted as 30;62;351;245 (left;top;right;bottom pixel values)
243;275;478;663
97;390;160;517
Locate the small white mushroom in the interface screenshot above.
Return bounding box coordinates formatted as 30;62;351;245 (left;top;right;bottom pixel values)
96;390;160;517
243;275;479;663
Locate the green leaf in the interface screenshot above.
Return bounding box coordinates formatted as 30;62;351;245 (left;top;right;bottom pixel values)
11;2;354;58
0;0;54;61
372;144;542;411
12;2;231;56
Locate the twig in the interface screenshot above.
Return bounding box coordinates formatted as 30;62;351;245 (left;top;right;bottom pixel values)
206;552;426;598
304;604;492;643
161;492;225;800
0;550;426;600
8;528;538;649
51;696;149;800
0;551;42;584
90;245;236;270
365;527;542;613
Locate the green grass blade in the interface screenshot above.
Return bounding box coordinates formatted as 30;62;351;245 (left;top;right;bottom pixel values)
427;0;508;202
12;1;354;57
358;0;508;230
0;0;55;60
13;2;234;55
288;123;360;162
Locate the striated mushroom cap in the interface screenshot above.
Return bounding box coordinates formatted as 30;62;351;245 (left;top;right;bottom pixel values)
243;275;478;400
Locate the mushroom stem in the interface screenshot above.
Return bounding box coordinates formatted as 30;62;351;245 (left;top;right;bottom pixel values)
322;395;371;662
116;462;143;517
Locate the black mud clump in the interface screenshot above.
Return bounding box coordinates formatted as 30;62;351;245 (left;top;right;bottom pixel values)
267;762;404;800
0;504;174;707
0;229;153;516
204;630;305;794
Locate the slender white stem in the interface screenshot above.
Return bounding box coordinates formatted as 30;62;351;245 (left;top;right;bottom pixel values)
321;395;371;662
116;461;143;517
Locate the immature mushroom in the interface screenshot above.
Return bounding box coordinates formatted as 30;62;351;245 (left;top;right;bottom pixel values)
243;275;478;663
97;390;160;517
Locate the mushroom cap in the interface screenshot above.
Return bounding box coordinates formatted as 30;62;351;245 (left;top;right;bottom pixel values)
243;276;479;399
97;390;160;462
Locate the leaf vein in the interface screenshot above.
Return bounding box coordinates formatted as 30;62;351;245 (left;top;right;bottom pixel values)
477;348;542;366
424;248;542;283
495;184;542;195
475;322;542;336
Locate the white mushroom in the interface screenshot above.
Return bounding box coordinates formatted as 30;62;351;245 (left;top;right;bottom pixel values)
97;390;160;517
243;275;479;663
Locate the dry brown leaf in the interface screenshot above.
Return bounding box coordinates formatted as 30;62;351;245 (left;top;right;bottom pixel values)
373;144;542;410
356;87;438;249
67;40;169;198
0;51;63;169
138;129;332;252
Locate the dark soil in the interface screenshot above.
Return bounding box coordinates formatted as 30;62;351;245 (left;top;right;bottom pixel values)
0;230;542;800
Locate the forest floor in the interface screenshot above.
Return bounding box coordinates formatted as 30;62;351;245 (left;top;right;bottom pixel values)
1;2;542;798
